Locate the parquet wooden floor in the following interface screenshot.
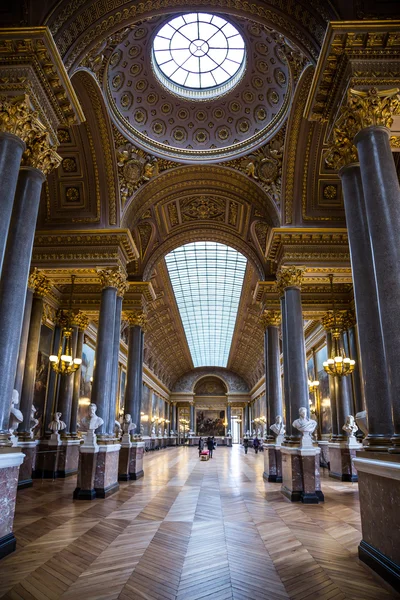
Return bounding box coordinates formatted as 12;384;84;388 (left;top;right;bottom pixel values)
0;446;398;600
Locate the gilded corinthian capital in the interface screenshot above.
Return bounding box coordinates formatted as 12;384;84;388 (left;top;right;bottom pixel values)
325;109;359;171
0;94;37;142
97;267;127;293
22;128;61;175
123;310;147;329
71;311;89;331
348;87;400;130
260;310;281;329
276;266;305;295
28;268;52;298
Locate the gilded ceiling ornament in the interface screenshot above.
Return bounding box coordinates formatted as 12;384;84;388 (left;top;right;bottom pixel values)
390;136;400;148
347;87;400;130
22;127;62;175
28;268;52;298
181;196;225;222
325;108;359;171
342;309;357;330
116;142;159;205
276;265;305;294
239;134;284;205
71;311;89;331
97;267;127;291
0;94;39;142
260;310;281;329
124;310;147;329
42;302;57;326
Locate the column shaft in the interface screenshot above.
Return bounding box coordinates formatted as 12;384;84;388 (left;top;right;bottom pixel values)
336;376;353;441
190;403;195;432
227;404;232;432
283;287;309;443
326;332;339;438
91;286;117;434
108;295;122;434
0;167;45;440
280;296;290;428
340;161;393;448
0;133;25;275
44;325;61;432
266;325;283;429
70;329;84;436
57;327;78;434
347;326;364;414
18;296;44;436
14;288;33;396
125;325;144;432
244;405;250;433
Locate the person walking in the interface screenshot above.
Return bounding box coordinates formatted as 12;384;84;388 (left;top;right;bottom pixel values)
243;437;249;454
198;437;204;456
253;436;260;454
207;436;214;458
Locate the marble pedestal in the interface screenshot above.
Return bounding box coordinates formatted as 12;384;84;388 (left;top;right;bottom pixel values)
17;440;38;488
281;447;324;504
263;443;282;482
353;452;400;592
328;442;361;482
58;439;81;478
169;437;177;446
224;437;232;447
33;439;61;479
0;448;25;559
118;441;145;481
94;444;121;498
318;441;330;469
73;445;98;500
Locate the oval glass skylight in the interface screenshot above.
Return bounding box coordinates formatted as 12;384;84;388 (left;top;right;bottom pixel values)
152;13;246;99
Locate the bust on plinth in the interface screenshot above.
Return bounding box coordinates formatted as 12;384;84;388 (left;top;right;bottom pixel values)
121;413;136;445
48;412;66;444
293;407;317;448
270;415;285;446
343;415;360;447
9;389;23;446
80;403;104;448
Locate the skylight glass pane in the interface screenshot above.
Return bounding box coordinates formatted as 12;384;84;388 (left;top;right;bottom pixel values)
165;242;247;367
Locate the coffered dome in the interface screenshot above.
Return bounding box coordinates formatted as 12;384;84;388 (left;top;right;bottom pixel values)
105;14;291;162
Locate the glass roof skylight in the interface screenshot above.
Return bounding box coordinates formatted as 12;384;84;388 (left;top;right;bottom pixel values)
165;242;247;367
152;13;246;99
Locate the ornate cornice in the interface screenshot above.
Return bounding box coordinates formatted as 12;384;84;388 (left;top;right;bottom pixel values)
28;268;52;298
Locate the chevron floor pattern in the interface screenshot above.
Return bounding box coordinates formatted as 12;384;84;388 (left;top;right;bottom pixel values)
0;446;398;600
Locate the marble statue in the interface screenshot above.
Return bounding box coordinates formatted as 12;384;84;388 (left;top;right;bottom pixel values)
29;404;39;438
356;410;368;438
164;428;168;437
158;427;162;437
122;413;136;435
293;407;317;448
252;429;256;437
257;428;261;438
80;403;104;432
114;420;122;437
140;424;144;436
227;430;232;437
245;430;250;437
151;425;156;437
270;415;285;445
48;412;66;432
9;389;23;445
343;415;360;446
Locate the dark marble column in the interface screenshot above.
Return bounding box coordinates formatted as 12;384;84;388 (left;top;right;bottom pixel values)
0;166;46;445
171;402;176;431
190;402;195;432
322;327;339;440
261;310;283;439
124;312;145;433
44;324;62;432
335;375;353;442
0;131;25;275
17;281;49;437
244;404;250;434
278;267;308;445
14;287;33;397
339;162;393;450
91;281;118;435
346;325;364;414
108;295;123;435
70;315;88;437
226;403;232;432
56;327;78;436
280;296;290;428
354;126;400;450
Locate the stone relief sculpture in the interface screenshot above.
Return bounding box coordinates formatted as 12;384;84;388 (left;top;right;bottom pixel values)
9;389;23;445
293;407;317;448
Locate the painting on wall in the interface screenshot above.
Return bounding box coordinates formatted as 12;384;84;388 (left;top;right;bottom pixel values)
33;324;53;436
196;410;225;436
315;345;332;435
78;340;95;424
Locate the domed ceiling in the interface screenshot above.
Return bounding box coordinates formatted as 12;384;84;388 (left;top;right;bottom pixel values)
104;14;291;162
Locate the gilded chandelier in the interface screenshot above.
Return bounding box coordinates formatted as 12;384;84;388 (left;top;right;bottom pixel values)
49;275;82;375
322;275;355;377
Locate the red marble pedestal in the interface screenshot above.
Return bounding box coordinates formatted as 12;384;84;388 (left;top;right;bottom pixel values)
118;441;144;481
58;439;81;477
17;440;38;488
328;442;360;482
0;448;25;558
263;443;282;482
73;448;98;500
94;444;121;498
33;440;61;479
281;447;324;504
354;452;400;592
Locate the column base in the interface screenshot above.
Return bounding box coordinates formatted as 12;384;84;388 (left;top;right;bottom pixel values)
328;442;361;482
280;446;324;504
16;440;38;488
0;448;25;559
93;443;121;498
263;443;282;483
353;452;400;593
118;442;145;481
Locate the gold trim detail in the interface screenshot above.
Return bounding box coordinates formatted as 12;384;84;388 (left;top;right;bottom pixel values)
97;267;127;291
71;311;89;330
276;265;305;294
260;310;281;329
123;310;147;329
28;268;52;298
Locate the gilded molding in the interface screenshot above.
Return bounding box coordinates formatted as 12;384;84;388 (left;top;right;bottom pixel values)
260;310;281;329
97;266;127;291
276;265;305;294
28;268;52;297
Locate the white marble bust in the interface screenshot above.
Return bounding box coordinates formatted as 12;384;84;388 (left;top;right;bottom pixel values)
9;389;23;437
158;426;163;437
271;415;285;437
293;407;317;447
122;413;136;435
49;412;66;432
114;419;122;437
29;404;39;437
80;403;104;431
343;415;359;446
